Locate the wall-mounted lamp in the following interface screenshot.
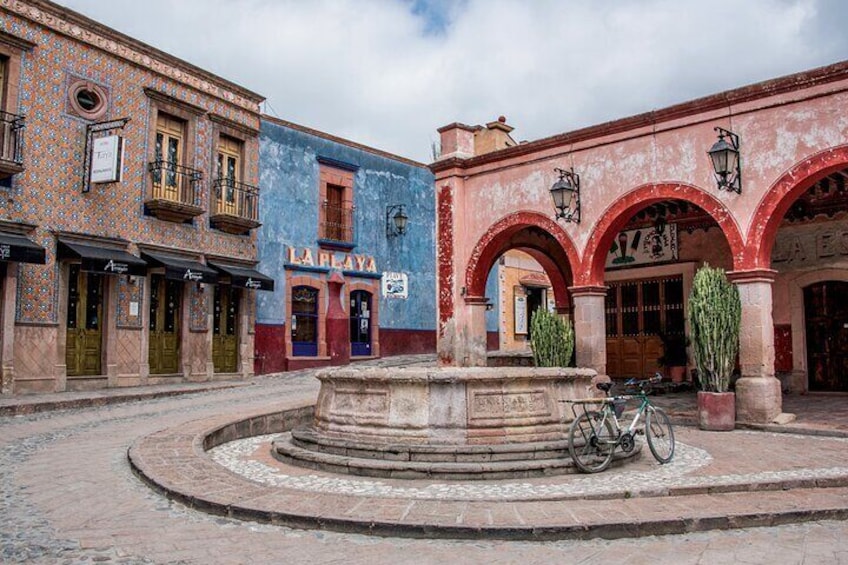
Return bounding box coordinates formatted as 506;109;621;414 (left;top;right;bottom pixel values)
196;282;204;293
550;167;581;223
386;204;408;238
707;127;741;193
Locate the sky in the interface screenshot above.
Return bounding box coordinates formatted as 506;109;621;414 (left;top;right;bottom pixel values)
54;0;848;163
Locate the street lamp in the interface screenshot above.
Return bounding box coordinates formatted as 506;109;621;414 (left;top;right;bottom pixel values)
550;167;581;223
707;127;741;193
386;204;408;238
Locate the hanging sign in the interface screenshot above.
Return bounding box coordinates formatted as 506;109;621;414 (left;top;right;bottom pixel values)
90;135;124;184
381;271;408;299
606;224;678;269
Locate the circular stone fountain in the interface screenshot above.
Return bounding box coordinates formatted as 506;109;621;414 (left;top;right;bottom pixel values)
273;366;641;479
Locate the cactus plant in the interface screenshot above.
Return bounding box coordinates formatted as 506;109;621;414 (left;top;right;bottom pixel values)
529;309;574;367
688;264;741;393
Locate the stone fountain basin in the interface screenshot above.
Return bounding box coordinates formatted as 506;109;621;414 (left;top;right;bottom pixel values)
308;366;597;446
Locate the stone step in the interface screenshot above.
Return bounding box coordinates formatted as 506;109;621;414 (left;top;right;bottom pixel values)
274;432;641;480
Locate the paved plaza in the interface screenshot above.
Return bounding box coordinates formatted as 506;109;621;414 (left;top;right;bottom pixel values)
4;356;848;563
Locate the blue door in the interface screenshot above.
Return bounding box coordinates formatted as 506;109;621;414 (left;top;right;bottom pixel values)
350;290;372;357
291;286;318;357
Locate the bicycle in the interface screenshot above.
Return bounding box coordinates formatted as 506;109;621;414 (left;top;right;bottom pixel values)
565;373;675;473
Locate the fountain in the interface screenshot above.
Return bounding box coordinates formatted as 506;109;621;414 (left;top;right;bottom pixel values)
273;365;641;479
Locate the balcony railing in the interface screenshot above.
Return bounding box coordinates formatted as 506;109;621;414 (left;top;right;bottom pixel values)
209;178;261;234
0;111;25;176
145;160;204;222
320;201;354;244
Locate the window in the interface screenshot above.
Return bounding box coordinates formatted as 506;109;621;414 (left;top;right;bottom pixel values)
605;276;684;338
215;135;242;215
318;163;355;245
291;286;319;357
152;113;185;201
67;78;108;120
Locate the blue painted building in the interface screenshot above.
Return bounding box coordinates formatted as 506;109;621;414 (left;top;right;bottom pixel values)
254;117;436;373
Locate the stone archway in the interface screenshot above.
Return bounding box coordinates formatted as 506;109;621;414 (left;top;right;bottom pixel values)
744;144;848;270
578;182;745;287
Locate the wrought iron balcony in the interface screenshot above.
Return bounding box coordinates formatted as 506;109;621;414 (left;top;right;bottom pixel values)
0;111;25;178
319;201;354;244
145;160;204;222
209;178;261;234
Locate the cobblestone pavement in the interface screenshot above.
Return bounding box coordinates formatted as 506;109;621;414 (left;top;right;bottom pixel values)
5;358;848;564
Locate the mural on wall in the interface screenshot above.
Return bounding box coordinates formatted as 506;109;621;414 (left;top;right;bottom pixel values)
606;224;678;269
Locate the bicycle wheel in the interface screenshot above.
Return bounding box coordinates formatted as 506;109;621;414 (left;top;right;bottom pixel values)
568;410;616;473
646;406;675;463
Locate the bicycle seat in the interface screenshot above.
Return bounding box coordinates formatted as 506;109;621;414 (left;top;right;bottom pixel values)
595;381;613;393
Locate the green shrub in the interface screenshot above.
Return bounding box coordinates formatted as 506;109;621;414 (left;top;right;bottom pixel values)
530;309;574;367
688;264;741;392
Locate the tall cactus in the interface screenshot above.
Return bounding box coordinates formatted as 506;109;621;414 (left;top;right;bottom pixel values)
530;309;574;367
688;264;741;392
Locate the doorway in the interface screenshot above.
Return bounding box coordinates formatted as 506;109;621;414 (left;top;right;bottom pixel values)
350;290;372;356
148;274;181;374
212;284;239;373
805;281;848;391
66;264;104;376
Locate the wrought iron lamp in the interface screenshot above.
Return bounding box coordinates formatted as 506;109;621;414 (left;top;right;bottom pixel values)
707;127;741;193
386;204;408;238
550;167;581;223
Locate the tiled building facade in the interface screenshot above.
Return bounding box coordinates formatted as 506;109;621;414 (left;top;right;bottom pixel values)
255;117;436;373
0;0;272;393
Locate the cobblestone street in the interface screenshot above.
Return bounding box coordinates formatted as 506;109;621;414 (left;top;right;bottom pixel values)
4;358;848;564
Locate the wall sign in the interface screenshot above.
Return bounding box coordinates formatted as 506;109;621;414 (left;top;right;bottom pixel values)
771;221;848;271
514;293;528;335
286;246;377;274
90;135;124;183
606;225;678;269
381;271;408;299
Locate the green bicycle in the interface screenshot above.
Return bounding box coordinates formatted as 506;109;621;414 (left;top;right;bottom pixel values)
566;373;675;473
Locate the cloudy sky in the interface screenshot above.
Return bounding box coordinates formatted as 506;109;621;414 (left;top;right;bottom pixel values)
55;0;848;163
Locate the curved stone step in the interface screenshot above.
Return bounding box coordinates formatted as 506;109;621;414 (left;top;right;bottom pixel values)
274;433;641;480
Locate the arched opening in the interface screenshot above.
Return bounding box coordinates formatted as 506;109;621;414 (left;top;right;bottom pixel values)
749;147;848;392
582;184;742;381
465;212;578;362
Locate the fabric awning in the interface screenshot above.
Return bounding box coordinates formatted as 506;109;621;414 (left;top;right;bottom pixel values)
142;252;218;284
208;262;275;291
58;240;146;276
0;232;46;264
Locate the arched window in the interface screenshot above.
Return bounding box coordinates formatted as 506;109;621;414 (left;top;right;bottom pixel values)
291;286;319;357
350;290;372;356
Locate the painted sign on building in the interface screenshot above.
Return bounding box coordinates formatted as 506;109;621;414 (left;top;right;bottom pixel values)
514;293;528;335
606;225;678;269
771;221;848;271
286;246;377;274
382;271;408;299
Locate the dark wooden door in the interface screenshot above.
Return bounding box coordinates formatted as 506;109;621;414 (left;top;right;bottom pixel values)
149;274;181;374
66;264;103;376
350;290;372;356
213;284;239;372
805;281;848;391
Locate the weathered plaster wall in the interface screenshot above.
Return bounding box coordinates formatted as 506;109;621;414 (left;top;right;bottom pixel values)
256;118;436;353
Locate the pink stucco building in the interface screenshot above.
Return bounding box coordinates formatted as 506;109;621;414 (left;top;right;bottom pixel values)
433;60;848;424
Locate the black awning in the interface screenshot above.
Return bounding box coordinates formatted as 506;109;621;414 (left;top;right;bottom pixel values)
142;252;218;284
0;232;46;264
208;262;275;291
58;240;146;276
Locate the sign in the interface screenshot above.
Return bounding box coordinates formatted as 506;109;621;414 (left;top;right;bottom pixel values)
514;293;528;335
103;259;129;274
606;224;678;269
381;271;408;299
286;246;377;274
771;221;848;272
90;135;123;184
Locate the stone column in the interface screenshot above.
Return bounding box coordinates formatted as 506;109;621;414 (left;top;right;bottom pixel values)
0;263;17;394
569;286;607;375
729;269;787;424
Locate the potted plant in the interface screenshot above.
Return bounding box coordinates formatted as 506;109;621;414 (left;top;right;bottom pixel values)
529;310;574;367
657;331;689;383
688;264;741;431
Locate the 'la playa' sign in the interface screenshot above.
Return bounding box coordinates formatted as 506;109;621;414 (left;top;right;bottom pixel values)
286;246;377;273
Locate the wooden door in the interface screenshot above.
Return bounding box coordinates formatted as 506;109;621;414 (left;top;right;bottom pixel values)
66;264;103;376
153;113;184;202
605;276;683;379
212;284;239;372
350;290;372;356
216;136;241;216
805;281;848;391
148;274;181;374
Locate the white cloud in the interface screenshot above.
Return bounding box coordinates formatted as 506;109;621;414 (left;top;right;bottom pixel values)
56;0;847;162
